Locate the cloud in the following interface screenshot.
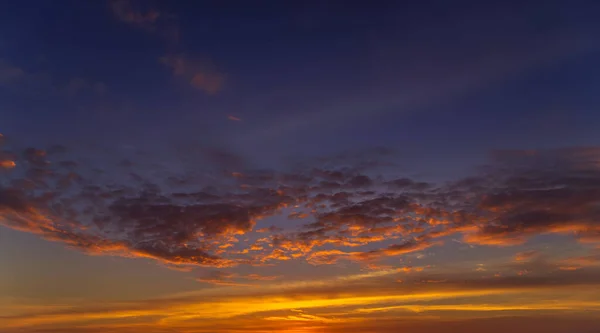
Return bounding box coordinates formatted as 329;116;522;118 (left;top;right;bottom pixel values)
556;254;600;271
0;59;25;85
0;159;16;169
195;270;281;286
3;262;600;331
0;147;15;165
195;270;247;286
107;2;225;95
458;148;600;247
263;309;341;323
306;240;441;265
514;250;540;262
0;144;295;268
244;273;281;281
1;142;600;272
0;185;235;268
0;143;402;269
160;54;226;94
108;0;181;53
109;0;160;27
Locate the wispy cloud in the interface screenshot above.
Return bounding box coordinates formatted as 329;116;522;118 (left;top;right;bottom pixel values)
107;1;224;95
514;250;540;262
109;0;160;28
160;54;226;94
0;59;26;85
195;270;248;286
195;270;281;286
3;268;600;330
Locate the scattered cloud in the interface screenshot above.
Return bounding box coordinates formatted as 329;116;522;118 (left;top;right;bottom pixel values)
108;0;180;46
108;2;223;94
556;254;600;271
514;250;540;262
1;143;599;272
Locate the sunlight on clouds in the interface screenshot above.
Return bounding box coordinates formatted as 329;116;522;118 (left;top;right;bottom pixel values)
356;301;600;314
3;286;600;332
2;287;583;329
3;140;600;332
0;160;16;168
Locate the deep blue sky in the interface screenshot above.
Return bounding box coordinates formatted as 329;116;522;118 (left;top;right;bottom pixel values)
2;0;599;166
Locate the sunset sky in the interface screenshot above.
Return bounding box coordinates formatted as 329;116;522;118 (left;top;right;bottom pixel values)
2;1;600;332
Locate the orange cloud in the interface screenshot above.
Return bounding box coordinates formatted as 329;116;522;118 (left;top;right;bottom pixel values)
244;274;281;281
557;255;600;271
514;250;540;262
578;231;600;245
0;160;16;169
463;233;527;246
2;143;600;272
4;271;600;332
261;249;293;262
306;240;440;265
306;250;356;265
346;241;435;263
194;270;280;285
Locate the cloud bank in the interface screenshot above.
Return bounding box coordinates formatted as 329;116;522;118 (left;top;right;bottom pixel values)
1;140;600;271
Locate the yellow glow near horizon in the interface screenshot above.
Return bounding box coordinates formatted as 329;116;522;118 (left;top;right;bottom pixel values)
4;285;600;329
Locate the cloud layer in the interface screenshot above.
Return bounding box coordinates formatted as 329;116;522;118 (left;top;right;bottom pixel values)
2;140;600;332
1;140;600;272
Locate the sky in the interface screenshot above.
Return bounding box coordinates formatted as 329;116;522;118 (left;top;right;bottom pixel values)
1;0;600;332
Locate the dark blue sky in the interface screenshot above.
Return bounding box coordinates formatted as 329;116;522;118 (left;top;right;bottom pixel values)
0;0;598;185
2;0;599;166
